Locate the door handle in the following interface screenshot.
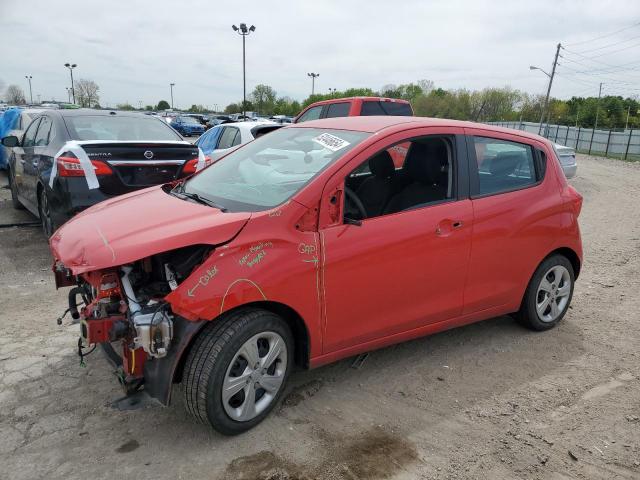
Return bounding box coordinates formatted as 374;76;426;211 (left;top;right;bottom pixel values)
436;220;464;236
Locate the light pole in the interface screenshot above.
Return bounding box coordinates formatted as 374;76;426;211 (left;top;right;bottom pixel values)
329;87;336;97
307;73;319;95
25;75;33;104
64;63;77;104
530;42;561;136
232;23;256;118
65;87;72;103
169;83;175;110
530;65;552;135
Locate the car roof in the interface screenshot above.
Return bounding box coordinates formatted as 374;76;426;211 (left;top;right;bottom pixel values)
290;115;549;142
221;121;279;131
304;96;411;108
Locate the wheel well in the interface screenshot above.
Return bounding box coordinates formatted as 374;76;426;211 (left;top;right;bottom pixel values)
173;301;311;385
249;301;311;369
549;247;581;279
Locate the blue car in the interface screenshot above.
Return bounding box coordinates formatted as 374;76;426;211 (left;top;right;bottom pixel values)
170;116;205;137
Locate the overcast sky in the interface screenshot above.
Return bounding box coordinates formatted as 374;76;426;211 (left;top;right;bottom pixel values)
1;0;639;109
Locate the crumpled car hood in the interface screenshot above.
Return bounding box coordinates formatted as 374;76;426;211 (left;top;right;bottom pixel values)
50;186;251;274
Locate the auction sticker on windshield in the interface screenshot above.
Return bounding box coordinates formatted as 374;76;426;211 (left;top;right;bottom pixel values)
312;133;351;152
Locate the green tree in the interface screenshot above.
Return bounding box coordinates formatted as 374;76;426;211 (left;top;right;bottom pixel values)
188;104;206;113
116;103;135;111
145;105;154;111
156;100;170;110
75;79;100;108
251;84;277;115
5;85;26;105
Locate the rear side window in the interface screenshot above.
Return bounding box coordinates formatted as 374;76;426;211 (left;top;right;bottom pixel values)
296;105;322;123
218;127;240;149
472;137;538;196
197;126;223;153
361;101;413;116
324;102;350;118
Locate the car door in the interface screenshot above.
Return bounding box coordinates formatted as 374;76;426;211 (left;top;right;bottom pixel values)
211;126;241;161
12;117;41;209
318;127;473;353
462;128;560;315
23;115;53;205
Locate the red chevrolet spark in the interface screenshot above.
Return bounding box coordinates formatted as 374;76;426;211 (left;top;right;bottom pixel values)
50;116;583;435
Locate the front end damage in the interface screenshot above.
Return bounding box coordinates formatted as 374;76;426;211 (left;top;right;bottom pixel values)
53;245;212;404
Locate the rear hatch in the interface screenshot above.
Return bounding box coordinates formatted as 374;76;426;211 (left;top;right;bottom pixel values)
80;142;200;195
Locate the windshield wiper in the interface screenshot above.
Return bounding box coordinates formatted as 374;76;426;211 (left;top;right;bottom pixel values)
170;188;227;212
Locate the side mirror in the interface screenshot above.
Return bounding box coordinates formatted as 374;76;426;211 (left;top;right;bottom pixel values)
1;135;19;147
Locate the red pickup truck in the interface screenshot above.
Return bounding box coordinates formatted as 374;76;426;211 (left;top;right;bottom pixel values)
294;96;413;123
295;97;413;166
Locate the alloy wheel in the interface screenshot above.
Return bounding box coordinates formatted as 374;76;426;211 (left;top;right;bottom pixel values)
535;265;571;323
222;332;287;422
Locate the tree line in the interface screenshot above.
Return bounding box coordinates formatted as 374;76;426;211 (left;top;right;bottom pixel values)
4;79;639;130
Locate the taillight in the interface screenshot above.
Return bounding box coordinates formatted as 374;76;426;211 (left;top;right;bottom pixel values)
182;156;213;174
57;156;113;177
567;185;583;217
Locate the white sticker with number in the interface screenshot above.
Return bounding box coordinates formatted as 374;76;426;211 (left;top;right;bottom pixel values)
312;133;350;152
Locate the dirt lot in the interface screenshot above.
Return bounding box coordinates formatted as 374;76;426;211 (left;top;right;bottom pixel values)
1;154;639;480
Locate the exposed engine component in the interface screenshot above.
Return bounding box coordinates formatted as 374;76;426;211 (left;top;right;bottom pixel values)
132;307;174;358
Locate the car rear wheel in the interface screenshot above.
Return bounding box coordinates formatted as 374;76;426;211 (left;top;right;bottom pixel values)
182;308;293;435
515;254;575;331
38;188;55;238
8;168;24;210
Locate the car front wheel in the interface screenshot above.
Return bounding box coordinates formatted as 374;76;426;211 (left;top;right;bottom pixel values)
182;308;293;435
516;254;575;331
8;167;24;210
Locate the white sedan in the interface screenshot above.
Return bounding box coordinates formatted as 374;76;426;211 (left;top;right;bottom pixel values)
195;121;282;161
554;143;577;179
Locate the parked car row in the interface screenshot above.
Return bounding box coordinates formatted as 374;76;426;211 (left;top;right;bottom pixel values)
2;109;203;236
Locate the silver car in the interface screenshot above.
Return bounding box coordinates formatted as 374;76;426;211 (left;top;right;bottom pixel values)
554;143;577;179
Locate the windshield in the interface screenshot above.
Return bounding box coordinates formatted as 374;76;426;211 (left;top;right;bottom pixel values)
64;115;182;141
183;127;370;212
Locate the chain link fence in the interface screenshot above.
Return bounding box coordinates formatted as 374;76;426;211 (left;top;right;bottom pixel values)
488;121;639;161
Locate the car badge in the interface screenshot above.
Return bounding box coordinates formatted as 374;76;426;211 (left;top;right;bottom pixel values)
144;150;154;159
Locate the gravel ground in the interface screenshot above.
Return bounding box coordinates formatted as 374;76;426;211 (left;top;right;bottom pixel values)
0;154;639;480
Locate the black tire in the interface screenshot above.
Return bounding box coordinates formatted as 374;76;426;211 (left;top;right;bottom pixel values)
38;187;55;238
8;167;24;210
515;254;575;331
182;308;293;435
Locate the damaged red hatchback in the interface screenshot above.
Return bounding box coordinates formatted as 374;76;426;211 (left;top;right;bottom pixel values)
50;116;583;435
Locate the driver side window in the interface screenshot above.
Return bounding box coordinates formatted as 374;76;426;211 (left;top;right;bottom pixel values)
344;136;455;221
22;118;42;148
